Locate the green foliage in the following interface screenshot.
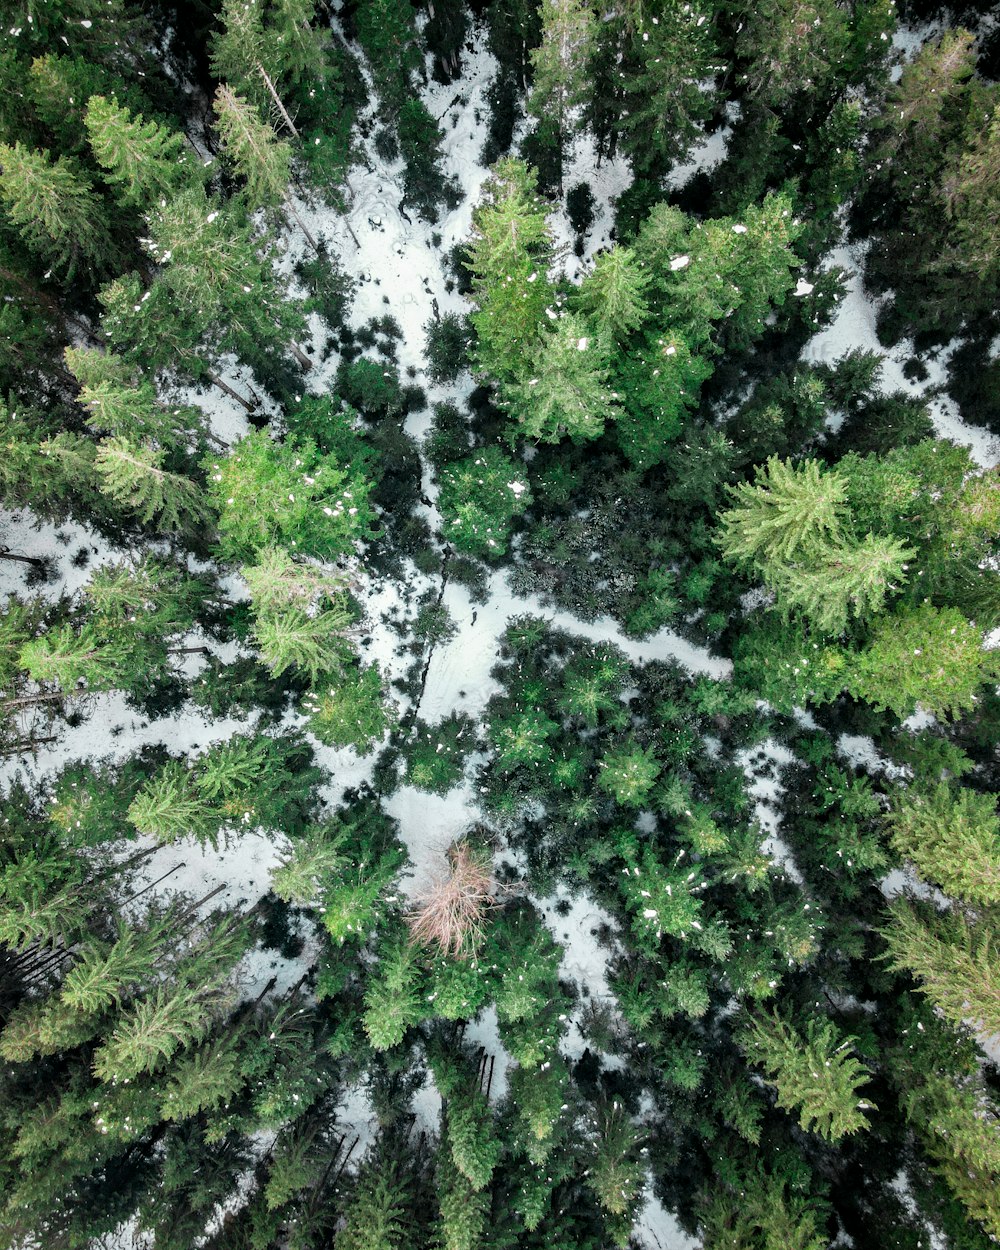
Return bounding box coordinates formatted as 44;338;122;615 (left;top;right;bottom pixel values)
585;1099;645;1220
213;86;291;212
85;95;195;209
94;437;210;534
438;446;532;556
850;603;996;718
597;739;661;808
503;313;618;444
489;707;558;771
355;0;421;114
887;782;1000;905
362;936;425;1049
402;714;475;794
304;663;393;754
882;901;1000;1038
208;429;373;564
738;1010;875;1141
573;244;651;343
0;140;115;278
465;158;554;382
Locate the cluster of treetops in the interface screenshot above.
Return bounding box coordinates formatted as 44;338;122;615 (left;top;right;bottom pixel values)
0;0;999;1248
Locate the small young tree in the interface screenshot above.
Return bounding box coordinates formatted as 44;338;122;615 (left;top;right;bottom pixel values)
303;663;392;754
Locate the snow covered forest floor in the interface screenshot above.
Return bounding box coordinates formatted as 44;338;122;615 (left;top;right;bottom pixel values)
3;15;1000;1249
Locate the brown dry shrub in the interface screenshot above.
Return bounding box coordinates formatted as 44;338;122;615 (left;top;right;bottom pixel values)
406;838;496;959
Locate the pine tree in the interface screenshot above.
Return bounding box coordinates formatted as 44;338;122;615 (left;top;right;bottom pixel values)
208;429;373;564
738;1010;875;1141
362;936;425;1049
718;456;848;567
503;312;618;444
94;437;210;534
887;783;1000;906
242;546;349;612
597;738;662;808
253;601;355;682
85;94;195;209
573;244;651;344
271;823;349;906
0;141;115;277
127;759;217;846
213;85;292;213
18;622;130;693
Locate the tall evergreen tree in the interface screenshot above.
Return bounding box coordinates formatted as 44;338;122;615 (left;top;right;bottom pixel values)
738;1010;875;1141
0;141;116;278
85;95;196;209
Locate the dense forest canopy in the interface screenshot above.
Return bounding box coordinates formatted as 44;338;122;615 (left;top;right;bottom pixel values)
0;1;999;1248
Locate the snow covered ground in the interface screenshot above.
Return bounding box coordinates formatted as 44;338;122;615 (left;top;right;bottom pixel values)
4;14;1000;1247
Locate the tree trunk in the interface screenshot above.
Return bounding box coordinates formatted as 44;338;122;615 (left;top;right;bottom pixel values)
258;65;300;138
289;341;314;371
206;370;256;412
284;194;319;251
0;549;44;568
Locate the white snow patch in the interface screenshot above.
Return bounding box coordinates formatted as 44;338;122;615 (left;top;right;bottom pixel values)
802;242;1000;469
634;1184;701;1250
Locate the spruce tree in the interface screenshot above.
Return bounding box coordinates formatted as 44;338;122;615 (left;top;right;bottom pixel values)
573;244;651;344
213;85;292;213
883;901;1000;1039
738;1010;875;1141
526;0;595;185
616;0;719;176
208;429;373;565
465;158;555;382
0;141;115;277
503;313;618;444
437;446;532;556
887;783;1000;906
85;94;195;209
94;437;211;535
